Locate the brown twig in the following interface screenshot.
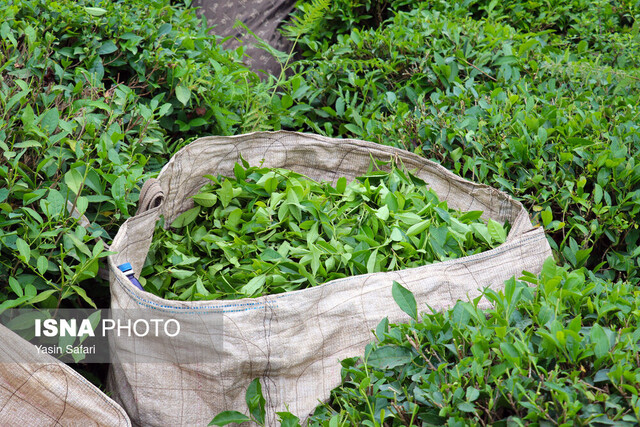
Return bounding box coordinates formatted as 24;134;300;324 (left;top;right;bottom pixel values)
460;57;498;81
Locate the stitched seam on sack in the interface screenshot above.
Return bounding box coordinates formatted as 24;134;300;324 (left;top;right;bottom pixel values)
67;365;132;425
116;230;549;313
115;275;282;313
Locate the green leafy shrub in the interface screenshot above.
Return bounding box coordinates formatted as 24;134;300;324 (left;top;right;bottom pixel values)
4;0;263;140
2;0;640;416
0;0;265;311
142;162;507;300
303;260;640;426
276;0;640;282
467;0;640;69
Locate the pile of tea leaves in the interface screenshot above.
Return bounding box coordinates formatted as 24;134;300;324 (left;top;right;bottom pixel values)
140;161;509;300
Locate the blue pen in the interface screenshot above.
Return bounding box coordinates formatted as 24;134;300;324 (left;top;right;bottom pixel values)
117;262;145;291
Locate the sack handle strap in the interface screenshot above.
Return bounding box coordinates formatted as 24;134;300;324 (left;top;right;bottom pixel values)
136;178;164;216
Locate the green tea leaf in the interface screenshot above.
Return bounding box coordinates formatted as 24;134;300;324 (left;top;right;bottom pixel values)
375;317;389;339
390;227;404;242
375;205;389;221
466;387;480;402
37;255;49;275
208;411;251;426
233;162;246;180
98;40;118;55
226;208;242;229
27;289;57;305
16;238;30;263
40;108;59;134
21;104;35;128
71;285;97;308
457;402;476;413
75;196;88;215
245;378;266;425
590;324;611;359
171;206;200;228
406;219;430;236
175;85;191;106
8;277;23;297
24;284;36;298
218;179;234;208
487;219;507;243
394;212;422;225
384;192;398;212
541;209;553;227
192;193;218;207
366;248;378;273
85;7;107;16
434;207;450;223
367;345;413;369
65;169;84;196
392;281;417;320
264;177;279;193
241;274;266;296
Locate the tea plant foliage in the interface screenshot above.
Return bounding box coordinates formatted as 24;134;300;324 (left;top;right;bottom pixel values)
0;0;264;310
2;0;640;422
274;0;640;282
212;0;640;424
143;162;506;300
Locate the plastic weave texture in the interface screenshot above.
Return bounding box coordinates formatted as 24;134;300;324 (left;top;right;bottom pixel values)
0;324;130;426
192;0;296;76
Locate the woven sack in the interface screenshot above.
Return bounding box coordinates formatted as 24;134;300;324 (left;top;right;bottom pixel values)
192;0;296;76
107;131;552;426
0;324;130;426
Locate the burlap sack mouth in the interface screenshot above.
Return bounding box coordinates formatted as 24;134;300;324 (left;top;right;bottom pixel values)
107;131;551;426
108;226;546;313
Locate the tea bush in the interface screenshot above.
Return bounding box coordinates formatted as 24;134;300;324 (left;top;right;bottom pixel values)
269;0;640;282
0;0;266;311
310;262;640;426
